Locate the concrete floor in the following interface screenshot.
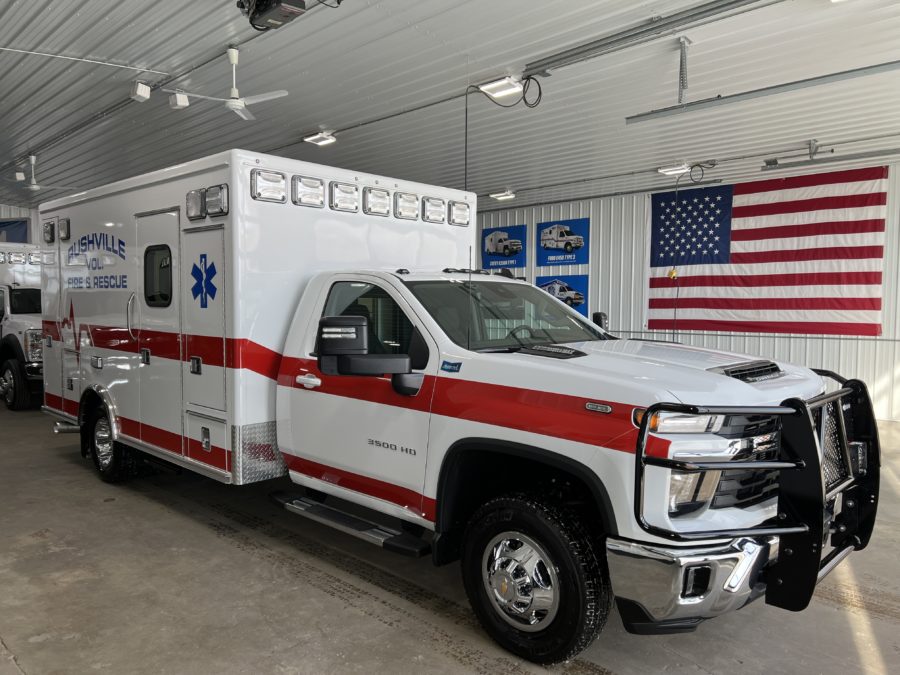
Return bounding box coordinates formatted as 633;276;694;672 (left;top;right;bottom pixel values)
0;408;897;675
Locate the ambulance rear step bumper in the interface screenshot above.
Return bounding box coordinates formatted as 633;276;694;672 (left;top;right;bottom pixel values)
270;491;430;557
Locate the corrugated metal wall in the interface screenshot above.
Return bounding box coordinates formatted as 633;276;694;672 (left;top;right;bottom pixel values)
479;162;900;421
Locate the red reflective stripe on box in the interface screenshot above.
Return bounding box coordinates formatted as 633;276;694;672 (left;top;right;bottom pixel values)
228;338;282;381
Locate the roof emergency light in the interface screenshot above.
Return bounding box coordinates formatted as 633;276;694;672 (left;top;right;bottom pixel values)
292;176;324;207
330;182;359;212
186;189;207;220
448;200;470;227
205;184;229;216
28;252;40;264
251;169;286;203
9;252;25;264
422;197;446;223
363;187;390;216
394;192;418;220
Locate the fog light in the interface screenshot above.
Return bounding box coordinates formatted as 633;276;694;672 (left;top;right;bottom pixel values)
669;470;720;516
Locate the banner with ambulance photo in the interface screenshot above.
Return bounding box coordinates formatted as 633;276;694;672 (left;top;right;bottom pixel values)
482;224;527;269
536;217;590;266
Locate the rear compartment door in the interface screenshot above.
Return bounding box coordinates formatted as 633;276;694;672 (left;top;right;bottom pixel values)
136;210;183;454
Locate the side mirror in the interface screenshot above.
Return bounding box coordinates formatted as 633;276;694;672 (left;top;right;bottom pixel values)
317;315;411;377
592;311;609;331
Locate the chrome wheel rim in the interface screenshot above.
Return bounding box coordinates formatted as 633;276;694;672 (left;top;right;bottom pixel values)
482;531;560;632
1;368;14;405
93;416;114;469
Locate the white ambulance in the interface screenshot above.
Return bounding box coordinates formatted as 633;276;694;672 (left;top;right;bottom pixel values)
39;150;880;664
540;222;584;252
484;229;523;256
0;243;43;409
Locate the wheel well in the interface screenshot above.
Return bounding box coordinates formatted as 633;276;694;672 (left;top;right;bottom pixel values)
432;440;617;565
0;335;23;365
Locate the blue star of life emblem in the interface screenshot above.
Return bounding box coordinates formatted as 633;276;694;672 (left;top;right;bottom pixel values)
191;253;217;309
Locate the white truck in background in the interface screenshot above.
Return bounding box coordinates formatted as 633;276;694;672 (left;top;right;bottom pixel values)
0;244;43;410
484;230;522;256
540;222;584;252
38;150;881;665
539;278;585;307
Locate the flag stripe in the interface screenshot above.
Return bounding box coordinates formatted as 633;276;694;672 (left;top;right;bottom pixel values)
649;271;882;288
647;319;881;336
731;192;886;219
649;284;881;299
733;180;886;206
649;297;880;311
731;232;883;254
732;166;889;196
729;245;883;264
650;259;883;279
731;206;888;230
730;219;885;242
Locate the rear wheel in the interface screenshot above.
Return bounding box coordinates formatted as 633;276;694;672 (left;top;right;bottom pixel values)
461;494;610;664
87;405;135;483
0;359;30;410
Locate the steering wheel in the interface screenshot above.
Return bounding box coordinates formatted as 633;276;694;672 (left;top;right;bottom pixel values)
506;325;535;340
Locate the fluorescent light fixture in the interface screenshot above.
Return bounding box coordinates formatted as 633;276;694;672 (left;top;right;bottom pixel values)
304;131;336;146
168;91;189;109
14;171;25;181
627;58;900;124
489;189;516;201
657;162;691;176
761;146;900;171
130;81;151;102
478;76;524;100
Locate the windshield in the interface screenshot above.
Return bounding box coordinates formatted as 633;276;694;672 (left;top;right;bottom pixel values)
406;280;608;352
10;288;41;314
563;230;574;237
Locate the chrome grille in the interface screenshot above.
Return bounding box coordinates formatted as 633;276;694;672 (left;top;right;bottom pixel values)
711;419;781;509
721;360;782;383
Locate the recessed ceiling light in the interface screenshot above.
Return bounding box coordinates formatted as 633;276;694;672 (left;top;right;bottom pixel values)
657;162;691;176
489;189;516;201
478;76;524;100
303;131;336;146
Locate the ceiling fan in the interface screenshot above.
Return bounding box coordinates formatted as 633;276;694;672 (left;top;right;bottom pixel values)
2;155;81;193
162;47;288;120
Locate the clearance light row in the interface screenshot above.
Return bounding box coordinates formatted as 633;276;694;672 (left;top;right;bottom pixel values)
0;252;40;264
248;169;471;226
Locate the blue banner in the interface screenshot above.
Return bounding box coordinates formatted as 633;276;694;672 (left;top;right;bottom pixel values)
536;217;590;267
0;220;28;243
482;223;527;269
536;274;589;317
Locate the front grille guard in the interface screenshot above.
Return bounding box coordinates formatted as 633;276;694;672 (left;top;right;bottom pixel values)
633;370;880;611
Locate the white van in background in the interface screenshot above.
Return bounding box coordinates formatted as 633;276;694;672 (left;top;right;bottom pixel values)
0;244;43;409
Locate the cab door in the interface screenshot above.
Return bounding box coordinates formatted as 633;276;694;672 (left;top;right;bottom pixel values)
284;277;436;518
136;210;183;453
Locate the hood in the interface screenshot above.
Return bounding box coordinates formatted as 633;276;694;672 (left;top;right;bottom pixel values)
500;338;824;407
6;313;42;329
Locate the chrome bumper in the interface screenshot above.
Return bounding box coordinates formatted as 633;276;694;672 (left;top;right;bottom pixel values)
607;536;778;633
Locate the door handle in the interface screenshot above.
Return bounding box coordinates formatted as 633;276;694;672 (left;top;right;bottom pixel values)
140;348;150;365
295;373;322;389
126;292;136;340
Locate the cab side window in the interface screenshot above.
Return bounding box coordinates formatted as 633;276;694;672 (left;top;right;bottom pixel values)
144;245;172;308
323;282;413;355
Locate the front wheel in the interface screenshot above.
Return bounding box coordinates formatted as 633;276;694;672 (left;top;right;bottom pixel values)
461;495;610;664
0;359;31;410
564;242;573;253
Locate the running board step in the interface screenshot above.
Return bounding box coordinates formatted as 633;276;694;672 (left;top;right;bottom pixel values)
270;491;430;558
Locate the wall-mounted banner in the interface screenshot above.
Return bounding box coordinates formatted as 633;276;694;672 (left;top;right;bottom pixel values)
482;223;527;269
536;274;589;317
536;217;589;266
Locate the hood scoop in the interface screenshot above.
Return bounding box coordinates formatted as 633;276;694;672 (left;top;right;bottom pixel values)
713;360;783;383
519;344;586;359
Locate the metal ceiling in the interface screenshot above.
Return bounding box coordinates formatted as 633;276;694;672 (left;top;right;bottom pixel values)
1;0;899;209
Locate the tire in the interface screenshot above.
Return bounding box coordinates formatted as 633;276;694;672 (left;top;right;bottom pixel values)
565;298;574;306
87;405;135;483
564;242;573;253
0;359;31;410
503;246;510;256
461;494;610;664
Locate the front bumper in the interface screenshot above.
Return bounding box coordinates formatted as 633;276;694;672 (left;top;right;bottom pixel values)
614;370;880;633
607;536;776;633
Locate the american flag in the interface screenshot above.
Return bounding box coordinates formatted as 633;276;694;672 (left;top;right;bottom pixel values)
648;166;887;336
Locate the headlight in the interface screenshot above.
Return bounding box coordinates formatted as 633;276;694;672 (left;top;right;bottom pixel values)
24;329;43;362
669;470;721;516
634;409;724;434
